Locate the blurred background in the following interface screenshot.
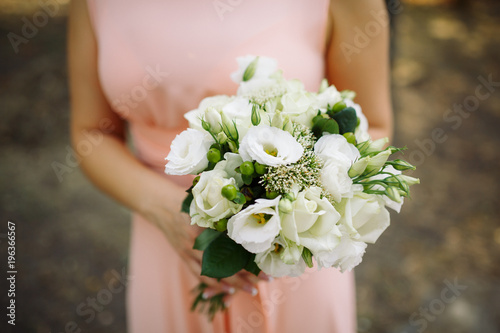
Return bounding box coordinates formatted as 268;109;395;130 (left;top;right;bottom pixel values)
0;0;499;332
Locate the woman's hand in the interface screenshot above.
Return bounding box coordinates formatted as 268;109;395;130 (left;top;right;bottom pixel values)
139;180;269;304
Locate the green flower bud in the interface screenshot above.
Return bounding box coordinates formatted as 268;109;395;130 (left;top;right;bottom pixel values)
279;198;293;214
364;150;391;175
343;132;357;145
385;186;402;203
318;79;329;93
221;184;238;201
228;141;239;153
340;90;356;100
207;148;221;164
251;104;261;126
243;56;259;81
214;218;228;232
221;112;239;141
399;175;420;186
201;119;211;132
390;159;416;171
254;162;267;175
348;157;369;178
365;137;389;154
216;131;228;144
240;161;255;176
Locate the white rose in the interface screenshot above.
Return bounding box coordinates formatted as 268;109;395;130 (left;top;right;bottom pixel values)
344;99;370;142
184;95;233;131
314;86;343;112
230;55;278;84
164;129;215;175
337;191;390;244
314;227;367;272
314;134;360;202
254;237;306;277
227;197;281;253
280;88;317;126
239;125;304;166
281;187;342;254
190;169;243;228
214;152;244;187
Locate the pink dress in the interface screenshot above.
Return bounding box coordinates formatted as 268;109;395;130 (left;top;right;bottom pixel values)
87;0;356;331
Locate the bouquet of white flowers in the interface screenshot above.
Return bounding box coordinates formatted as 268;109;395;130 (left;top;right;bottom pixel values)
164;56;419;318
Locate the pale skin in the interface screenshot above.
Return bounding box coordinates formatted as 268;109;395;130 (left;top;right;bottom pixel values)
68;0;392;305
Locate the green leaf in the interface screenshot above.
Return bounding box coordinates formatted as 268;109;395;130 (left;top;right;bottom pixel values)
331;107;358;134
242;56;259;81
244;254;261;276
302;248;313;268
181;191;194;213
201;235;251;278
193;229;223;251
312;118;339;138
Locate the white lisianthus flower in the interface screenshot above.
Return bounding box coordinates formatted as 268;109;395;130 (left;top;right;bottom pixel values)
164;129;215;175
189;169;243;228
336;191;390;244
239;126;304;166
230;55;278;84
314;227;367;272
255;237;307;277
314;134;360;202
344;99;370;142
184;95;233;131
227;197;281;253
281;187;342;254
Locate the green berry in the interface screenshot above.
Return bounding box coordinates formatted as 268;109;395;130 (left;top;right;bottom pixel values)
332;101;347;112
343;132;356;145
254;162;267;175
221;184;238;200
214;219;228;232
240;161;255;176
193;176;200;186
207;148;221;163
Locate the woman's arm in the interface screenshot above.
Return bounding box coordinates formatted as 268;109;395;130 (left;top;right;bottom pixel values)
326;0;393;140
68;0;259;295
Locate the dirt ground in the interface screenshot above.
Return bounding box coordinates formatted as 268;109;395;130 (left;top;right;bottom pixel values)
0;1;499;332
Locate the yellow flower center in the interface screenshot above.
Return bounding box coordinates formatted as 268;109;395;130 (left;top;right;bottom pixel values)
265;148;278;157
273;243;283;254
251;213;268;224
